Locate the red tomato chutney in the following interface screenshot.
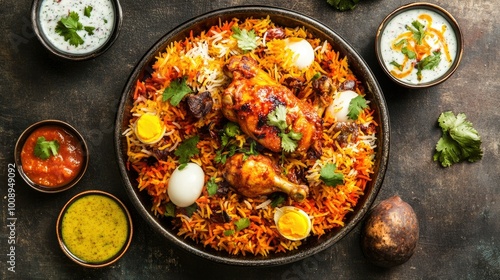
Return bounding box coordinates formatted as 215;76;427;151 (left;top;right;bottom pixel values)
20;125;84;187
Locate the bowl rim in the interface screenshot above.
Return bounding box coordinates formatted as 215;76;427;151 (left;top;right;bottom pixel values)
30;0;123;61
14;119;89;193
375;2;464;88
55;190;134;268
114;4;390;266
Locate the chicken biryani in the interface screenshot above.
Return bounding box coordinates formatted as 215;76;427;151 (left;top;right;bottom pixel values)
123;16;378;256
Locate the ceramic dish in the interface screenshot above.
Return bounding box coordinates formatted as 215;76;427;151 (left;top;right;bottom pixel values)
375;2;463;88
56;190;133;267
114;5;390;266
14;120;89;193
31;0;123;61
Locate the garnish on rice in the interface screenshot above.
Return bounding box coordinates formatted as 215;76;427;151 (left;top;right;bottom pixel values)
162;77;192;106
231;25;259;52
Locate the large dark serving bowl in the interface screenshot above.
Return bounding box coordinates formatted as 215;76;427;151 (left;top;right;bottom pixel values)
115;5;390;266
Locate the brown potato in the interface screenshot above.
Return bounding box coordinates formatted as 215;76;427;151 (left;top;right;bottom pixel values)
361;195;419;267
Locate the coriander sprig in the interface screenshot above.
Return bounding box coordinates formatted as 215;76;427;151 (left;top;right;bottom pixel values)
267;105;303;153
319;163;344;187
34;137;59;160
231;26;258;52
55;7;95;47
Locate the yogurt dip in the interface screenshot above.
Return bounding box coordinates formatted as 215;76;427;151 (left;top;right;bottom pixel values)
38;0;115;55
379;8;458;84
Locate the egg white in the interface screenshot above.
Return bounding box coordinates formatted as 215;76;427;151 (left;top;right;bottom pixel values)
285;38;315;70
167;163;205;207
325;90;359;122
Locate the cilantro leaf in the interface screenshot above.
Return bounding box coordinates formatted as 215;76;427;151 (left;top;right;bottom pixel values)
84;6;93;17
34;137;59;160
433;133;462;167
164;202;176;218
326;0;361;11
242;140;259;159
84;26;95;35
207;177;218;196
234;217;250;231
267;105;288;130
267;105;303;152
224;229;235;236
270;194;286;207
347;95;368;120
184;203;198;217
320;163;344;186
55;11;95;47
231;26;258;52
216;123;242;164
162;78;192;106
433;111;483;167
281;131;303;153
174;135;200;168
55;12;84;47
224;122;241;138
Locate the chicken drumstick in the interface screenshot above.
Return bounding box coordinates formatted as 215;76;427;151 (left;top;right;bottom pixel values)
222;153;309;202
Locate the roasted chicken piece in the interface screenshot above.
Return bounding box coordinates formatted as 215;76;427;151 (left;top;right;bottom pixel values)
222;153;309;202
222;55;322;154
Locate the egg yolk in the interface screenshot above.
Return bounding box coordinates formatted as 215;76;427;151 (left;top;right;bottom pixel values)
135;114;164;143
278;211;309;239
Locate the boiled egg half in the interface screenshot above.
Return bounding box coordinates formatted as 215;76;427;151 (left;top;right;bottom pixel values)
325;90;359;122
168;163;205;207
284;38;315;70
274;206;312;241
134;113;166;144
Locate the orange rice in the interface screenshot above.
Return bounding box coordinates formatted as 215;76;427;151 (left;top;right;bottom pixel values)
124;16;378;256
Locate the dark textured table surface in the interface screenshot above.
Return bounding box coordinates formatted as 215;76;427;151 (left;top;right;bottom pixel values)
1;0;499;279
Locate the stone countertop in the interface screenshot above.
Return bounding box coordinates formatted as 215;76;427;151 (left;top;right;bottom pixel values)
1;0;499;279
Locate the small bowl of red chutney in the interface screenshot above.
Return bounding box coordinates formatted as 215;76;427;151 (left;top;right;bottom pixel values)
14;120;89;193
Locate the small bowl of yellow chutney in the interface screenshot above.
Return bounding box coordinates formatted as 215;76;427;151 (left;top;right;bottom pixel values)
56;190;133;267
